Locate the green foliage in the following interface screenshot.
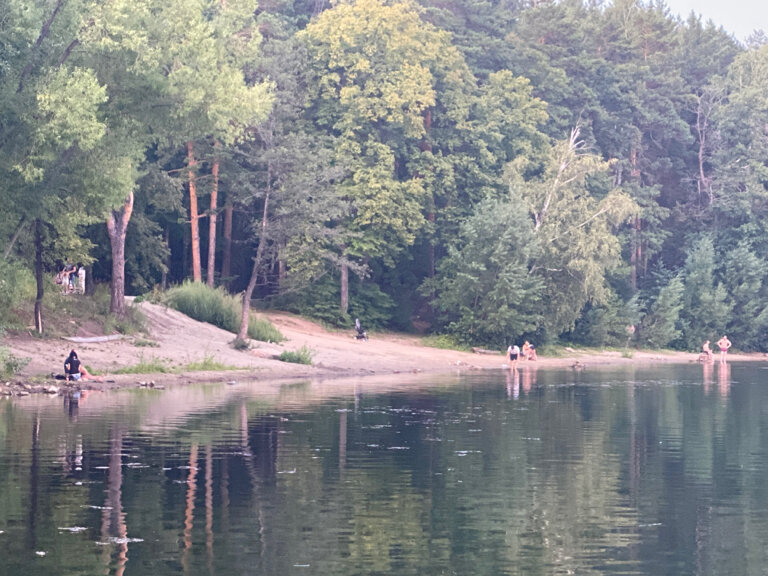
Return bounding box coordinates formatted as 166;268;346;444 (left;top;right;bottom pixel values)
278;345;313;365
164;282;284;343
425;197;543;347
420;334;472;352
276;275;394;328
113;355;171;374
133;338;159;348
0;259;35;329
571;294;639;348
104;306;148;335
677;235;731;349
508;129;639;337
247;316;285;344
183;354;238;372
722;242;768;350
0;345;30;379
639;276;684;349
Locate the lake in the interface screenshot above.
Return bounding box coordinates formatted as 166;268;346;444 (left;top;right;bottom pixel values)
1;361;766;575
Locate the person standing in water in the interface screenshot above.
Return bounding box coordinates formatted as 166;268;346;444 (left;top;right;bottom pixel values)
507;343;520;369
716;335;732;363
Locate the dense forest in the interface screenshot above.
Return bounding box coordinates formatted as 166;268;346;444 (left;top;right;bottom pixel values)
1;0;767;350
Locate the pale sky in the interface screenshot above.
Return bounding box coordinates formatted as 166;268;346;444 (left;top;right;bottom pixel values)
663;0;767;42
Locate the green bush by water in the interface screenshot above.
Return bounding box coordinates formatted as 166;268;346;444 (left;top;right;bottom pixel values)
164;282;284;343
278;346;313;365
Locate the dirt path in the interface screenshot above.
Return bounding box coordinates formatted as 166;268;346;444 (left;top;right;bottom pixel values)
3;300;765;392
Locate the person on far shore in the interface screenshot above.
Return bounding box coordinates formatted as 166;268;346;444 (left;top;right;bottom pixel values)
717;335;732;363
64;350;104;382
522;341;531;359
701;340;714;362
507;343;520;369
77;263;86;294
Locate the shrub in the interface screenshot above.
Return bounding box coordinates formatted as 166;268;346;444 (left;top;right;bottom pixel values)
278;346;313;365
0;259;35;330
113;354;170;374
247;315;284;343
164;281;284;343
183;354;237;371
0;346;30;379
421;334;472;352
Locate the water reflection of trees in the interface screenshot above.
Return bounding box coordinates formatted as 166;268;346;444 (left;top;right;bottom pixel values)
4;369;768;574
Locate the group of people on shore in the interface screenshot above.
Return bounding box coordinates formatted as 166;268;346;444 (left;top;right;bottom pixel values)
56;261;85;294
701;335;732;363
507;340;537;368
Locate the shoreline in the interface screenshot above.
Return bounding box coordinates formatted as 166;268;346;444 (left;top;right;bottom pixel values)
3;301;766;396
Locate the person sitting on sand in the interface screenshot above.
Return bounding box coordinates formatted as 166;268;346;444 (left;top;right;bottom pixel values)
716;335;731;363
701;340;714;361
64;350;103;382
522;341;531;360
527;343;538;361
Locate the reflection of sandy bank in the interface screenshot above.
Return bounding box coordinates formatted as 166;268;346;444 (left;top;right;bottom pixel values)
5;360;757;433
8;372;478;432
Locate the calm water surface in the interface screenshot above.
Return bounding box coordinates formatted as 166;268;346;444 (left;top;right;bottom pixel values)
1;362;767;575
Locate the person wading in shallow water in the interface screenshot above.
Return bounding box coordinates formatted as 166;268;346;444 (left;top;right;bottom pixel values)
716;335;732;364
507;343;520;369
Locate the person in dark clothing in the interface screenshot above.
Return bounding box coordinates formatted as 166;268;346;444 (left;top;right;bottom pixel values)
64;350;103;382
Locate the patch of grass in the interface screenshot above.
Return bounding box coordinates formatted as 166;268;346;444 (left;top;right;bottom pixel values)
421;334;472;352
41;283;147;338
536;345;565;358
278;346;314;365
0;346;30;379
133;338;159;348
247;315;284;343
182;354;238;372
164;281;284;343
113;354;171;374
621;349;635;359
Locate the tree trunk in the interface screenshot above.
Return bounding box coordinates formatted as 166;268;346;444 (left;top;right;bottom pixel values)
222;199;233;287
188;141;202;282
340;260;349;315
161;226;170;290
106;192;134;317
629;215;643;290
34;219;44;334
238;169;271;341
206;143;220;287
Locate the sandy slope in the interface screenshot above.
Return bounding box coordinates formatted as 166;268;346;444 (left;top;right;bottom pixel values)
3;300;764;390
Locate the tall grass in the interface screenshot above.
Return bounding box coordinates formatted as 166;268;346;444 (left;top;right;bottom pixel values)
421;334;472;352
113;354;170;374
164;282;284;343
278;346;314;365
183;354;238;371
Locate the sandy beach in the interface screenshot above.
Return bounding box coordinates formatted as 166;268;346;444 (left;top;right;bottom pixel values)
2;300;765;394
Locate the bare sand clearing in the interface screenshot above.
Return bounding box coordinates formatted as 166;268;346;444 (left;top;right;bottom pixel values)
3;300;765;392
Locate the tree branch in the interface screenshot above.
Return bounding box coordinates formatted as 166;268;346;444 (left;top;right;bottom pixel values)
18;0;67;93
